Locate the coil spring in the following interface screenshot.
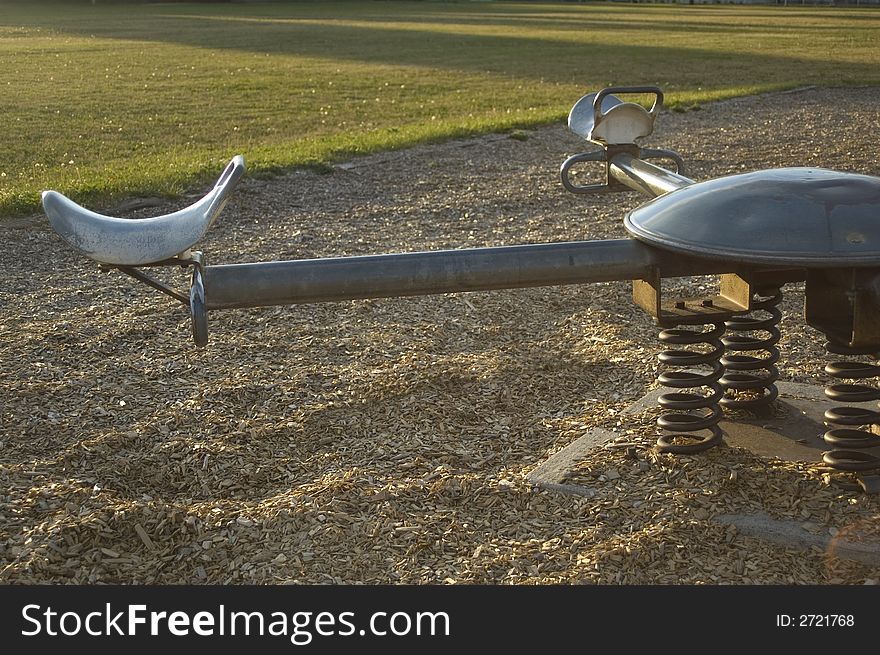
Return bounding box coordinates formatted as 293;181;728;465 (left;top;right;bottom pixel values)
655;322;725;454
720;288;782;412
822;341;880;473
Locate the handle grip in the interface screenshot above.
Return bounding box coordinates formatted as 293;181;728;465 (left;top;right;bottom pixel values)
560;150;612;194
593;86;664;123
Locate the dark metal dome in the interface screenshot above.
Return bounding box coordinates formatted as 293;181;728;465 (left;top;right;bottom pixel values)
624;167;880;266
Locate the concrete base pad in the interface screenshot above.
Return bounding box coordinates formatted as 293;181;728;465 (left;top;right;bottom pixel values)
527;382;880;563
530;381;880;489
624;380;864;463
714;513;880;566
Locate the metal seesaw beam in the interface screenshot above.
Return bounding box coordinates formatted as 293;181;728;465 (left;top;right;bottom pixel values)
202;238;732;310
608;153;693;197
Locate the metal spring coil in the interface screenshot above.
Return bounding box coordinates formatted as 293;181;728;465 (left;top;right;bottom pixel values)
655;322;725;454
823;341;880;472
720;288;782;411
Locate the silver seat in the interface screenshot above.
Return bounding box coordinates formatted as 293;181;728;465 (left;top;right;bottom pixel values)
42;155;245;266
568;87;662;145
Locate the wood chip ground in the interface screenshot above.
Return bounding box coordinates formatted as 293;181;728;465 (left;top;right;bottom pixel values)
1;87;879;584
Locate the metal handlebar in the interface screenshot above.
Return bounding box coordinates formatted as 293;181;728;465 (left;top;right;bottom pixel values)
593;86;664;122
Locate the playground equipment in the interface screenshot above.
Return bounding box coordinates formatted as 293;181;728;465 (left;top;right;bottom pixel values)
43;87;880;490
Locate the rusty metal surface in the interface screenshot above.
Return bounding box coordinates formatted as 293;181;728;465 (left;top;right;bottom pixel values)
632;272;751;327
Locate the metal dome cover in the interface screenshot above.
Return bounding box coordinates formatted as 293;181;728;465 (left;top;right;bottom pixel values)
624;167;880;266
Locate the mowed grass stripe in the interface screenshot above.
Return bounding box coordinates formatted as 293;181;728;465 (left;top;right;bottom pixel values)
1;2;879;217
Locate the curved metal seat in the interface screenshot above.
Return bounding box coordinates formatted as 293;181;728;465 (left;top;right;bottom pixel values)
42;155;245;266
568;86;661;145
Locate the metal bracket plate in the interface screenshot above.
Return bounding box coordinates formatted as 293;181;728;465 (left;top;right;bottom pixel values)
633;271;752;327
805;269;880;349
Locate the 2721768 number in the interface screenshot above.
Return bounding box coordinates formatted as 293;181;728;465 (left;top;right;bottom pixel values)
799;615;854;627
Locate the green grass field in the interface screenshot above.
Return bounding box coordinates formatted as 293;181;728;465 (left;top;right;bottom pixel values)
1;1;879;217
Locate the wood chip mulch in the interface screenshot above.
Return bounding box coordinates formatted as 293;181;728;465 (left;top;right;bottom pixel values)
1;86;879;584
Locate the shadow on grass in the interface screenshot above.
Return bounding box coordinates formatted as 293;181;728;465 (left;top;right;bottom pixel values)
3;4;878;88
